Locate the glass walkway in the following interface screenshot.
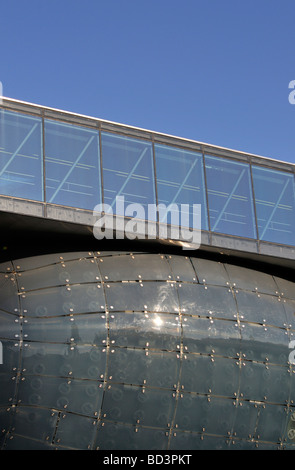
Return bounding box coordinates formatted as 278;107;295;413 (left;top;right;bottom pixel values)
0;97;294;259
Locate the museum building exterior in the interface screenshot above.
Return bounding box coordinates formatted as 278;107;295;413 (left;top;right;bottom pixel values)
0;98;294;450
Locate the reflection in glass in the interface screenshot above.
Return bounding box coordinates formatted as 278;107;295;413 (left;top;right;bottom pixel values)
205;156;256;238
0;110;43;201
252;166;295;245
101;132;156;218
109;310;181;351
45;120;101;209
155;144;208;230
0;250;294;449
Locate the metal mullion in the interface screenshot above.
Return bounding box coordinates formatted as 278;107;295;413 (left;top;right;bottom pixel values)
249;159;259;244
98;123;104;205
42;113;47;214
152;136;159;227
260;178;290;240
109;146;148;210
202;149;211;234
210;168;245;233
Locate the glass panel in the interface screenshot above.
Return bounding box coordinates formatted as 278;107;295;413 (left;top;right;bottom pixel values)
54;413;97;449
166;255;197;282
182;316;241;356
98;253;171;281
232;400;260;440
109;311;181;350
4;434;53;450
181;354;239;397
283;299;295;330
94;421;168;450
23;313;107;344
0;374;17;406
13;252;94;271
178;283;237;320
0;273;20;314
105;281;179;314
0;339;21;375
45;120;101;210
190;257;230;286
205;156;256;238
18;375;104;417
19;258;101;291
101;132;156;218
10;406;58;443
21;284;106;317
286;406;295;446
0;261;14;273
0;407;13;446
174;394;235;434
225;263;278;295
239;362;290;403
256;403;289;443
107;348;180;388
236;291;287;328
240;322;289;364
101;383;175;428
274;276;295;301
0;110;43;201
155;144;208;230
252;166;295;245
0;312;21;340
170;431;229;450
21;342;107;380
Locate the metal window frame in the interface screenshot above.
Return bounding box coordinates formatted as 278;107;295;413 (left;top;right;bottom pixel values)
0;97;294;254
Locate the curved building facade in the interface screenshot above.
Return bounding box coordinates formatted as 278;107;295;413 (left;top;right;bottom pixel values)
0;251;295;450
0;98;294;450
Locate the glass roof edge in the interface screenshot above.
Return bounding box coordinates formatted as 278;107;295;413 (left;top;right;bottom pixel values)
1;96;294;171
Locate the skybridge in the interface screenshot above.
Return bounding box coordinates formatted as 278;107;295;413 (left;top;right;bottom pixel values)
0;97;294;269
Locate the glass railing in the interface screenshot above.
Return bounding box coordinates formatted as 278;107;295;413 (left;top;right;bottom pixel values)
0;103;294;248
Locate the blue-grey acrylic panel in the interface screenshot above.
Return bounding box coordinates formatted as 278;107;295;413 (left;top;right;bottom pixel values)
94;421;169;450
101;383;175;428
18;257;101;291
18;375;104;417
21;342;107;381
10;406;58;443
107;347;180;388
54;412;97;449
22;312;107;344
105;281;179;313
20;284;106;317
178;283;237;320
180;354;240;397
109;310;181;350
97;253;171;281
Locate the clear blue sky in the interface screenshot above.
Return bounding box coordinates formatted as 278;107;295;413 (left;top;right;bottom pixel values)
1;0;295;163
